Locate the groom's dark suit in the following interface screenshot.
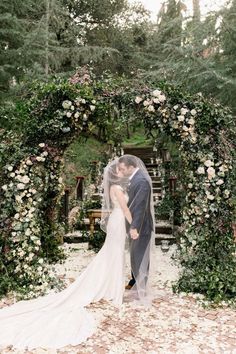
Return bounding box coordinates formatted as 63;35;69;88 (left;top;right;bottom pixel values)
126;169;153;287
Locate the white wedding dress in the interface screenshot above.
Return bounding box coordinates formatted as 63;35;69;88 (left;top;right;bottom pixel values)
0;186;127;350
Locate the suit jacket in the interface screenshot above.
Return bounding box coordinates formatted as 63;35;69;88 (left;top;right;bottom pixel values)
127;169;153;236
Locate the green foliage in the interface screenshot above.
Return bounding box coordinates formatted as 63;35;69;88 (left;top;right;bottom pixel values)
63;136;109;188
174;223;236;303
123;125;152;146
156;193;184;225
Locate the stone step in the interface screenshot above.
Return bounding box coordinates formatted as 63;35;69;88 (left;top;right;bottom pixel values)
123;146;156;164
150;176;162;182
155;234;176;245
155;226;173;235
123;146;155;155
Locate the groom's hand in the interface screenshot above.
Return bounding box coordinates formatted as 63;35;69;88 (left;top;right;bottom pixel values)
130;228;139;239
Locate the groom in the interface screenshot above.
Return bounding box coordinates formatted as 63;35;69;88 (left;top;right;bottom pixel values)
118;155;153;290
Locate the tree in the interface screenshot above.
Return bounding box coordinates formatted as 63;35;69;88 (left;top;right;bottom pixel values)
0;0;28;92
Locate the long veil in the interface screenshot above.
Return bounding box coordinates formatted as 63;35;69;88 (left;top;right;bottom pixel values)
101;155;155;306
123;155;155;306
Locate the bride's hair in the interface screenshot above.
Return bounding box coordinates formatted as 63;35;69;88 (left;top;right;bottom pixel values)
107;163;121;186
118;155;137;168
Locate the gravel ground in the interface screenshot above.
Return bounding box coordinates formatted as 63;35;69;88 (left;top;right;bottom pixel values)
0;243;236;354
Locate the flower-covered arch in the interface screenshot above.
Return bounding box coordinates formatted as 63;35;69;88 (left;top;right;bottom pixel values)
0;70;235;302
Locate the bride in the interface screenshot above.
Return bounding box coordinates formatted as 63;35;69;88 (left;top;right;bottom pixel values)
0;156;153;350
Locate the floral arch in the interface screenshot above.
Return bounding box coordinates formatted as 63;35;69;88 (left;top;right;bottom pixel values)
0;71;235;303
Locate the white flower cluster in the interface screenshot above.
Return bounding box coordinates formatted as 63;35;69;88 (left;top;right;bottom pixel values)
183;157;231;227
1;147;62;298
135;89;166;113
61;97;96;132
135;90;198;144
172;105;198;144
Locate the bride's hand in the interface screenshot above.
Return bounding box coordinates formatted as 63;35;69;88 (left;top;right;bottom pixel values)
130;229;139;239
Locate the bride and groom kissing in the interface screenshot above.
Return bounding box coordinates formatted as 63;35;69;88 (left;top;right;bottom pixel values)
0;154;154;349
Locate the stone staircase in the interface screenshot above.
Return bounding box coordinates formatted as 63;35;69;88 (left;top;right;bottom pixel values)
123;146;175;245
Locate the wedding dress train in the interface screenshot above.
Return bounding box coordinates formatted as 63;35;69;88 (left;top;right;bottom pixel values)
0;190;127;349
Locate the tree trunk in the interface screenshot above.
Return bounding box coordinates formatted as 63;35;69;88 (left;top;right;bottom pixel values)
45;0;50;76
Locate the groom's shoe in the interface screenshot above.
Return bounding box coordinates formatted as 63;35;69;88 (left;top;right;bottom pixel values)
125;279;135;290
125;284;133;290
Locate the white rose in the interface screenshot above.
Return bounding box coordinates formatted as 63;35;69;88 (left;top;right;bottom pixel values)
207;194;214;200
17;183;25;190
62;100;72;109
177;115;185;122
159;94;166;102
135;96;142;104
58;177;63;184
81;99;86;104
22;175;30;184
26;159;33;166
38;258;44;264
183;125;189;131
172;122;179;129
10;172;15;178
188;118;195;125
2;185;8;191
25;229;31;236
36;156;43;162
92;99;96;104
197;166;205;174
147;105;155;113
42;151;48;157
216;179;224;185
219;164;228;172
7;166;13;171
70;105;75;111
14;213;20;220
188;183;193;188
207;167;216;180
83;114;88;121
190;109;197;116
152;89;162;97
204;160;214;167
39;143;45;148
66;112;72;118
143;100;150;107
90;105;96;111
15;195;22;202
173;105;178;110
153;98;159;104
74;112;79;119
180;108;189;115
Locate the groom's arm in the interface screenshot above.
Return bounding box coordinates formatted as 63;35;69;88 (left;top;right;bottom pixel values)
130;179;151;234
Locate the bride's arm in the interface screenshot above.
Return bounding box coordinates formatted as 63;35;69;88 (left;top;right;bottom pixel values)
111;186;132;224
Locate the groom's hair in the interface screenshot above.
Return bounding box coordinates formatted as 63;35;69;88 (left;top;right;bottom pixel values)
119;155;137;168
